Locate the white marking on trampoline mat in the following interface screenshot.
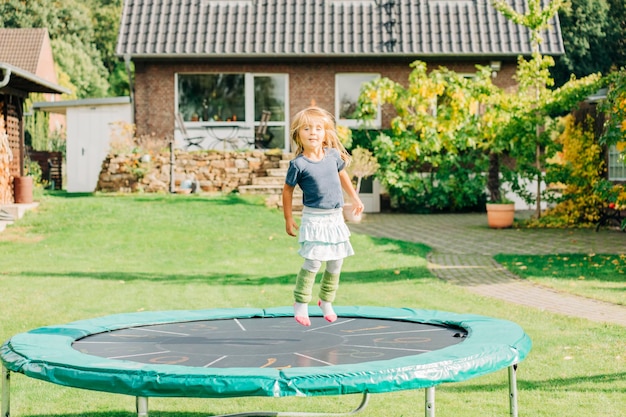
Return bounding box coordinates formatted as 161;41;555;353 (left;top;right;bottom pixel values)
204;355;228;367
294;352;334;366
343;329;446;337
234;318;246;331
344;344;431;353
108;350;171;359
135;328;190;336
305;318;356;332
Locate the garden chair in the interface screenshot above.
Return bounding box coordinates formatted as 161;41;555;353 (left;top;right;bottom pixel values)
175;112;205;150
254;110;273;149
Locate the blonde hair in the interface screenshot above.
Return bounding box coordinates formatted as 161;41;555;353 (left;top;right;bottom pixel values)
290;106;351;165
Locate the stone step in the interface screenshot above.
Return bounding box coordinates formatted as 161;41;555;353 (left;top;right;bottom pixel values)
266;194;304;212
252;176;285;186
238;154;296;210
239;184;283;195
266;168;287;177
239;183;303;196
0;202;39;220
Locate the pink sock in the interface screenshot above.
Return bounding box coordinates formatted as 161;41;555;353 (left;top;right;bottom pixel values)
318;300;337;323
294;302;310;326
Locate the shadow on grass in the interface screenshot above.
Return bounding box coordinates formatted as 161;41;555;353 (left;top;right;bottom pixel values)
14;236;433;285
15;266;434;285
44;191;95;198
44;190;264;207
495;253;626;284
24;412;343;417
443;371;626;393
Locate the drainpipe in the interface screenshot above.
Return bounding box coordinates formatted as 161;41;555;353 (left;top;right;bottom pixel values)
0;65;11;88
124;54;135;124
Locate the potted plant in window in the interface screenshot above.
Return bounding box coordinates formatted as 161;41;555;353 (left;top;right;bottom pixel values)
344;146;379;223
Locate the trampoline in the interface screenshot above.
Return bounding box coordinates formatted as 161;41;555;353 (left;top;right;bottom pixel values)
1;306;531;417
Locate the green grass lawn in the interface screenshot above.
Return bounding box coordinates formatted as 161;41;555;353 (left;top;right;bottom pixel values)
1;192;624;417
495;253;626;306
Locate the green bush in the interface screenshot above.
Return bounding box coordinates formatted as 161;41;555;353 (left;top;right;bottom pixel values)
373;131;488;213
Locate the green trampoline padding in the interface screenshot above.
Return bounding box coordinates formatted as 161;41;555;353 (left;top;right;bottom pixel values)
0;306;531;398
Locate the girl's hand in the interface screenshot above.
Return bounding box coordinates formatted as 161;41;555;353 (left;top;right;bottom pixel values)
352;197;365;216
285;218;299;237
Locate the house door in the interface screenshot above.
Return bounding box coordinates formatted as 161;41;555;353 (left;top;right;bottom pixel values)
359;177;381;213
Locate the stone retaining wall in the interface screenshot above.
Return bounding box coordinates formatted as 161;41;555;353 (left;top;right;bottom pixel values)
97;150;284;193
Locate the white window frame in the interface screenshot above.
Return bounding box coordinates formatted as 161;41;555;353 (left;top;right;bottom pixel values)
175;72;289;151
608;144;626;181
335;73;381;129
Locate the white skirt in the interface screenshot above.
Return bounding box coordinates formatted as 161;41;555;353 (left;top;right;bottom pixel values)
298;207;354;261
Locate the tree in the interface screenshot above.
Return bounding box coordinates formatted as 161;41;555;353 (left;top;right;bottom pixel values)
0;0;124;98
357;62;491;212
491;0;567;216
355;1;604;215
551;0;612;87
52;37;109;98
91;0;128;96
605;0;626;71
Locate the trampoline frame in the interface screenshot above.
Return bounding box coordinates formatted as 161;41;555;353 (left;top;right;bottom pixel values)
1;307;531;417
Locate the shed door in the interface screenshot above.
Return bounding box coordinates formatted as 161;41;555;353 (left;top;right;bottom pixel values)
67;105;131;192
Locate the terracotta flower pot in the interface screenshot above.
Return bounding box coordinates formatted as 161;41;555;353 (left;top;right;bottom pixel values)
486;203;515;229
13;176;34;204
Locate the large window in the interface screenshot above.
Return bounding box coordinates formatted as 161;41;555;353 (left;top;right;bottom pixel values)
178;74;245;122
176;73;288;150
335;73;381;128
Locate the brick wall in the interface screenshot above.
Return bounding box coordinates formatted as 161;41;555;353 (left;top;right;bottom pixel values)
133;58;518;138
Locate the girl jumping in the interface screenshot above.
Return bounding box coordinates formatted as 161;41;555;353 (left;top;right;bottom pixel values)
282;106;364;326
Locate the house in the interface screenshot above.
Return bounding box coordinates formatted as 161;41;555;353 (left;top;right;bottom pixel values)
0;28;70;205
0;28;68;134
116;0;565;153
0;62;69;205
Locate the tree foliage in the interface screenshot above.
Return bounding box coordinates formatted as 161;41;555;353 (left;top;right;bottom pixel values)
357;62;492;212
0;0;125;98
552;0;626;87
599;69;626;147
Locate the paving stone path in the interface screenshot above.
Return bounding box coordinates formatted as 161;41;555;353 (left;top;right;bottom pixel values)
349;212;626;327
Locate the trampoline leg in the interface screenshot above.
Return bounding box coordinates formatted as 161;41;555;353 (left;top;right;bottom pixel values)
508;364;518;417
425;387;435;417
1;365;9;417
136;396;148;417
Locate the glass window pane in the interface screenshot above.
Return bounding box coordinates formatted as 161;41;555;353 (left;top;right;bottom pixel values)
336;73;380;128
263;126;285;150
178;74;245;122
254;75;286;121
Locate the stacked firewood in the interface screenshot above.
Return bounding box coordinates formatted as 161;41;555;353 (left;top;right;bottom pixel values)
0;117;14;204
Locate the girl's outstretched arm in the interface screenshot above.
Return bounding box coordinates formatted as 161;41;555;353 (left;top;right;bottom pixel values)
339;170;364;216
282;183;299;236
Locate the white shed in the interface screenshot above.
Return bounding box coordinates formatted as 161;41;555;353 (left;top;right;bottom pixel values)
33;97;132;192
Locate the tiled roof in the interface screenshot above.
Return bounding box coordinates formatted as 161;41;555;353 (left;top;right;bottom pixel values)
116;0;564;58
0;28;48;73
0;62;71;95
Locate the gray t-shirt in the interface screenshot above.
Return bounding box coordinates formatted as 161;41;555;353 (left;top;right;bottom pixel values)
285;148;346;209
